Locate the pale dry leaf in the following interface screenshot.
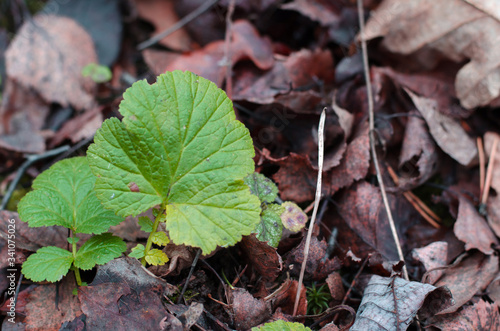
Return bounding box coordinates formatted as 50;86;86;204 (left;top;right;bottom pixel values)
405;89;477;166
362;0;500;109
6;14;97;110
411;241;448;284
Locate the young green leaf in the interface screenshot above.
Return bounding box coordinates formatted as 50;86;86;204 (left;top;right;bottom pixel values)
151;231;170;246
255;204;284;247
145;248;169;265
87;71;261;254
21;246;74;282
252;320;311;331
129;244;145;259
74;233;127;270
138;216;154;232
244;172;279;203
18;157;123;234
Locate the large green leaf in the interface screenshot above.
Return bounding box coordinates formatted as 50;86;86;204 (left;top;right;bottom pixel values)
18;157;123;234
87;71;261;254
74;233;126;270
252;320;311;331
21;246;74;282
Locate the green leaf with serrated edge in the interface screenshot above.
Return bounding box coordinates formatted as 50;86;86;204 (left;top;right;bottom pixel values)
151;231;170;246
252;320;311;331
67;237;80;245
138;216;153;232
255;204;284;247
129;244;145;259
244;172;279;203
87;71;261;254
145;249;169;265
21;246;73;282
74;233;126;270
18;157;123;234
281;202;308;233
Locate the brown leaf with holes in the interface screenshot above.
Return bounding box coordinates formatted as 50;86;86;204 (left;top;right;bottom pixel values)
5;14;97;110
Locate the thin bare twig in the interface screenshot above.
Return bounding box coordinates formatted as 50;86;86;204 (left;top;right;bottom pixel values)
223;0;235;100
478;137;485;197
137;0;221;50
177;248;202;304
482;136;499;205
356;0;408;280
293;108;326;316
1;145;70;210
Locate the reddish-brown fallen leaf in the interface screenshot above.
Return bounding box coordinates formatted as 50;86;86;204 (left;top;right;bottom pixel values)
405;89;477;166
0;210;67;252
164;20;273;86
411;241;448;284
148;243;196;277
5;14;97;110
329;120;370;193
429;299;500;331
240;234;282;282
454;195;498;255
285;236;341;281
79;257;175;330
49;106;103;147
135;0;191;50
397;111;438;189
0;80;49;153
282;0;340;26
484;132;500;236
233;49;334;104
362;0;500;109
272;279;307;316
19;277;82;330
436;251;499;314
350;275;453;331
228;287;270;330
326;272;345;303
486;274;500;306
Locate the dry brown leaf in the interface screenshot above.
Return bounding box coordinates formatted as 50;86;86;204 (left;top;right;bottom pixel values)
430;299;500;331
362;0;500;109
435;251;498;314
454;196;498;255
411;241;448;284
135;0;192;50
5;14;97;110
405;89;477;166
228;287;270;330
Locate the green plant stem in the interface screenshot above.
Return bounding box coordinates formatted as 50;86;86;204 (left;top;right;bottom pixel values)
141;206;166;266
70;231;82;286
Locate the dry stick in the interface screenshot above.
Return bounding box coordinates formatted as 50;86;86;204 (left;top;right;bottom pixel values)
478;137;486;197
481;136;499;205
0;145;70;210
177;248;202;304
137;0;221;50
356;0;408;280
292;108;326;316
223;0;235;100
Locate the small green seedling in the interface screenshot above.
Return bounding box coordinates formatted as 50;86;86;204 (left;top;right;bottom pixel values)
81;63;112;83
18;157;126;285
252;320;311;331
306;283;332;315
87;70;261;265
